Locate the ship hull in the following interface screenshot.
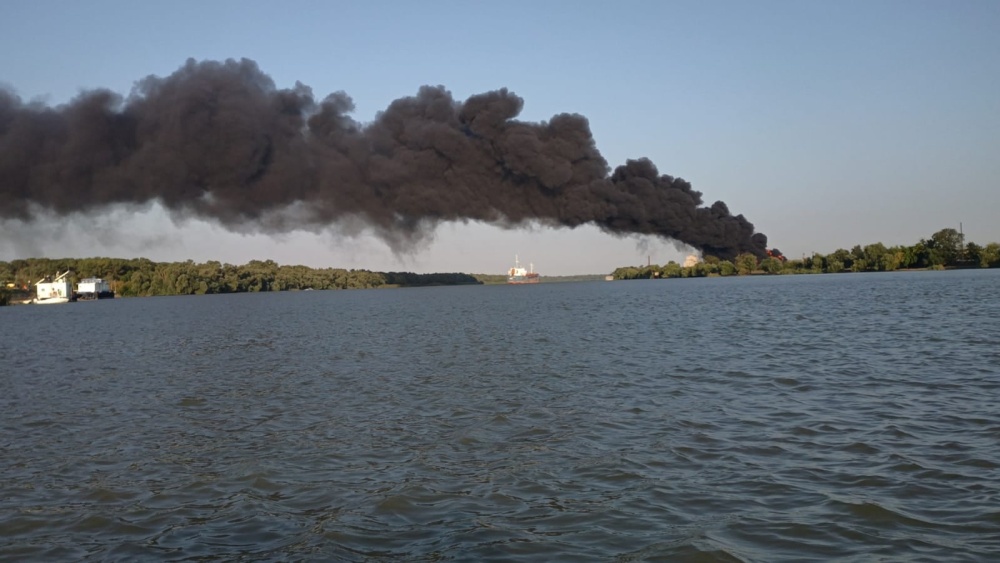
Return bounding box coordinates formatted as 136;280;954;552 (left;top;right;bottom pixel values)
33;297;71;305
76;291;115;300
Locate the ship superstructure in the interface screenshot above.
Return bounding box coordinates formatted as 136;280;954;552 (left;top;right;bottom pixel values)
507;255;540;284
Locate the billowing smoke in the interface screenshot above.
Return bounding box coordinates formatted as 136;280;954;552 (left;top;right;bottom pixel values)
0;58;768;260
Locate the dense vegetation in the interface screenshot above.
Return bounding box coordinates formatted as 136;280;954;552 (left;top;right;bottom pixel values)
3;227;996;304
0;257;480;301
612;228;1000;280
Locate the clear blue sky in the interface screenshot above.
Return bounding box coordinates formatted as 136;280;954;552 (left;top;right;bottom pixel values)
2;0;997;273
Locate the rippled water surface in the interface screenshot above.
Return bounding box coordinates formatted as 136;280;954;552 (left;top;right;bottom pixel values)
3;269;1000;561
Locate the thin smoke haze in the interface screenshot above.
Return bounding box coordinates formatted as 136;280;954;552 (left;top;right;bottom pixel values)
0;58;769;260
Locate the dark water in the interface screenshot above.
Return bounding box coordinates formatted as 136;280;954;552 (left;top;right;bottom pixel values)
2;269;999;561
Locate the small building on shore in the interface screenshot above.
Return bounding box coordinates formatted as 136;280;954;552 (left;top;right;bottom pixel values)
76;277;114;300
35;271;74;304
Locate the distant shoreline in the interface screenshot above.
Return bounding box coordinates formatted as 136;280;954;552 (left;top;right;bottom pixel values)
0;257;613;305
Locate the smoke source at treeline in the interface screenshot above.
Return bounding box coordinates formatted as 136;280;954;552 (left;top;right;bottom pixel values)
0;58;770;260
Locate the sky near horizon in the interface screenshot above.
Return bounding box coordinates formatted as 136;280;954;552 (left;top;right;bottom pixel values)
1;0;998;275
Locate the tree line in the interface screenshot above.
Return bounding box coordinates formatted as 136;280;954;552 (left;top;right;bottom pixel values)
3;227;996;304
612;228;1000;280
0;257;481;301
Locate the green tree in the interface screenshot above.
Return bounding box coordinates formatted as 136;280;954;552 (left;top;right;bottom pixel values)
760;257;783;274
810;253;825;273
928;228;964;267
964;242;983;267
638;265;659;279
735;253;758;275
863;243;889;271
850;245;864;262
0;262;13;285
829;248;852;271
885;247;905;271
906;241;931;268
982;243;1000;268
661;262;682;278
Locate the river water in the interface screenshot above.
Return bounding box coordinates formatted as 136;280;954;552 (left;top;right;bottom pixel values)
2;269;999;561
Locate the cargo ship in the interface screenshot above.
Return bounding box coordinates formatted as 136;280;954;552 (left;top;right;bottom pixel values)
507;256;540;284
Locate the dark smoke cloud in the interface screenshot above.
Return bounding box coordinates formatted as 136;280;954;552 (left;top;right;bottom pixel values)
0;58;768;260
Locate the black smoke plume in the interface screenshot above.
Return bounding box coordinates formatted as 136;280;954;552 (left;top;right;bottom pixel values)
0;58;768;260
